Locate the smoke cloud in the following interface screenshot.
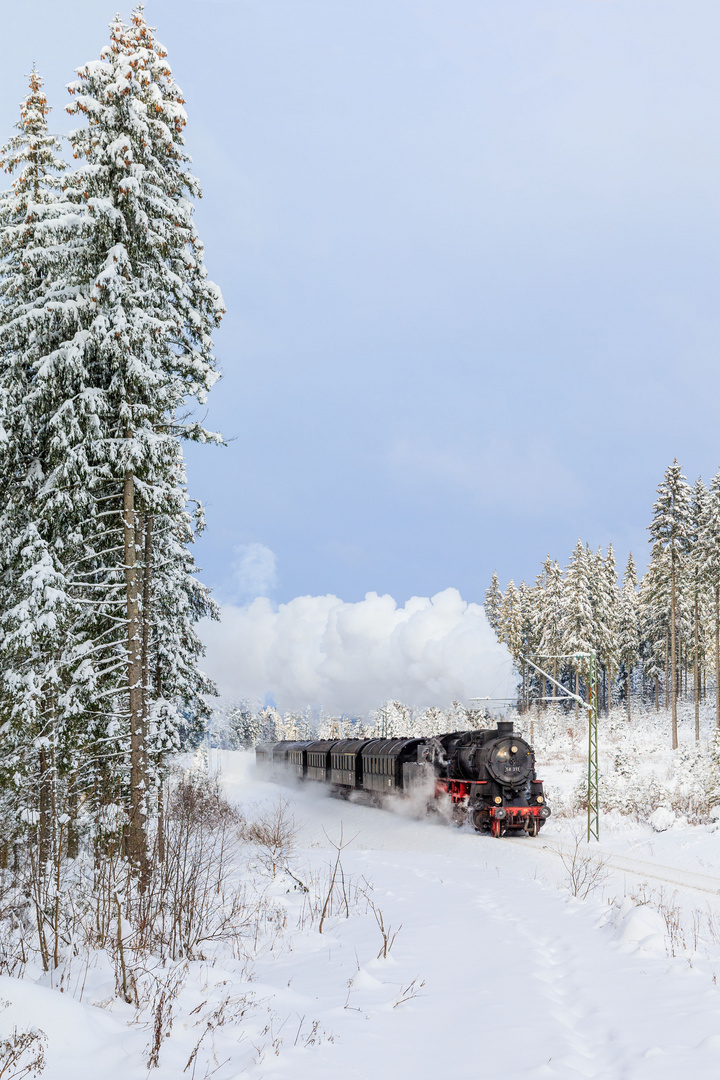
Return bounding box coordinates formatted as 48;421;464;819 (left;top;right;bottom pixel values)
200;588;512;715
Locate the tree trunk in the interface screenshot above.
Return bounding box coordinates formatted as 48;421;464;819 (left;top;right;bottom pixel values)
38;743;51;866
670;555;678;749
694;590;700;741
157;783;165;865
141;513;153;793
716;586;720;728
124;471;147;879
66;783;79;860
665;630;670;711
141;513;153;711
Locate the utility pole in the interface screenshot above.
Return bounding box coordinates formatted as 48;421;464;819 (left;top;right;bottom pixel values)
522;652;600;842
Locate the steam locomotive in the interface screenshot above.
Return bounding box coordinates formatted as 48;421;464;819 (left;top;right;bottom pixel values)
255;720;550;837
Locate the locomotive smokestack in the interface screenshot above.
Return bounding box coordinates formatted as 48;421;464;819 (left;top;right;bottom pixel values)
497;721;513;736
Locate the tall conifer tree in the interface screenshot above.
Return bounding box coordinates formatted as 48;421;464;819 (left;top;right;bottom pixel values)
539;559;564;690
0;68;82;859
618;554;640;720
561;540;595;720
60;7;225;868
483;571;503;633
701;468;720;728
649;460;692;748
689;477;708;739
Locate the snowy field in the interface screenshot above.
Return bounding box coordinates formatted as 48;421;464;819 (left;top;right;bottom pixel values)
4;723;720;1080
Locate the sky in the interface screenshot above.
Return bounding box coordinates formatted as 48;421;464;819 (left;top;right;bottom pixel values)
3;0;720;707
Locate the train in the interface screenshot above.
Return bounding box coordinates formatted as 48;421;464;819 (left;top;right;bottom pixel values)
255;719;550;837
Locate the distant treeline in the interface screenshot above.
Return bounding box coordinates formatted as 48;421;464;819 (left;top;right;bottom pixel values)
208;698;492;748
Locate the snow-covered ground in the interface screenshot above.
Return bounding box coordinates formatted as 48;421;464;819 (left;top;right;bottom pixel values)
5;733;720;1080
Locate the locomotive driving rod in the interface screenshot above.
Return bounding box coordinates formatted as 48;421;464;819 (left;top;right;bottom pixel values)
520;656;591;710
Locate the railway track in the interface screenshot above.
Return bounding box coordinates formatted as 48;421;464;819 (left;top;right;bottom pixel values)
537;835;720;897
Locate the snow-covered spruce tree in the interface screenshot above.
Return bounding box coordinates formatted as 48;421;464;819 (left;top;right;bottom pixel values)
58;7;223;869
617;554;640;720
0;69;89;861
483;570;502;634
702;467;720;727
498;579;523;703
538;558;564;691
649;461;692;749
373;700;413;737
528;558;552;705
518;580;535;709
639;540;670;710
689;477;709;739
560;540;595;723
592;544;619;713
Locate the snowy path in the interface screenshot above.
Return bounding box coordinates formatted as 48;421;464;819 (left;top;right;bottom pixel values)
247;849;720;1080
221;753;720;1080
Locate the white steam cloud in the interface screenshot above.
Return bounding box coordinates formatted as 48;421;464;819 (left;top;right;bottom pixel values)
200;588;512;715
228;542;278;601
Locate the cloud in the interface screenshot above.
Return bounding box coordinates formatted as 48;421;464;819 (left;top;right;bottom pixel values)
200;588;513;715
226;543;278;601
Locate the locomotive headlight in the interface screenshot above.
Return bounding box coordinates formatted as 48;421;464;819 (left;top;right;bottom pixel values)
494;796;502;805
536;795;544;804
511;745;518;754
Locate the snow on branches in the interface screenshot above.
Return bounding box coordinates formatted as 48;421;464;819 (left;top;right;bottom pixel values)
0;9;223;870
486;459;720;748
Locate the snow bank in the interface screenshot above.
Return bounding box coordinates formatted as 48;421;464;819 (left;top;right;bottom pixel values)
649;807;676;832
200;588;511;714
607;899;668;957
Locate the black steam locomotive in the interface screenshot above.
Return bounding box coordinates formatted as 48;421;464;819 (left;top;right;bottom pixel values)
256;720;550;837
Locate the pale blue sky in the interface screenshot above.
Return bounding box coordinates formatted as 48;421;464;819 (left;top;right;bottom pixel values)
4;0;720;604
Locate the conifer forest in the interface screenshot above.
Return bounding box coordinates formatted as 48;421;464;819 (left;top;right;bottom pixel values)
485;461;720;748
